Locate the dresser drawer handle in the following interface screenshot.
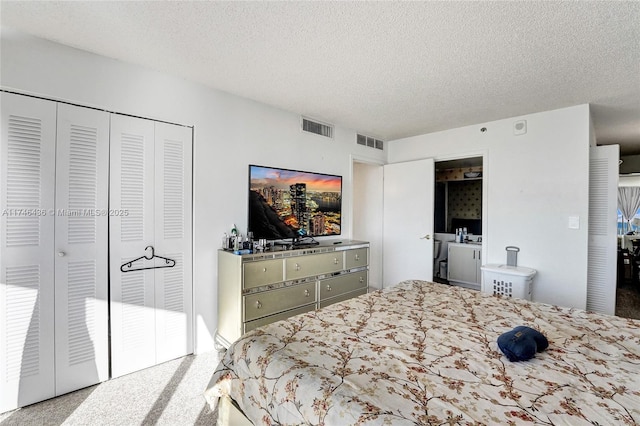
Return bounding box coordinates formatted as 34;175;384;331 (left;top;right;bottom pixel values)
355;254;360;261
359;276;364;283
295;263;300;271
304;289;310;297
262;267;267;272
333;258;338;264
326;285;332;292
255;300;262;309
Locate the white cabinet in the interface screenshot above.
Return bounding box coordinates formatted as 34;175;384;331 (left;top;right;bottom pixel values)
1;93;109;411
448;243;481;289
109;115;193;378
216;241;369;348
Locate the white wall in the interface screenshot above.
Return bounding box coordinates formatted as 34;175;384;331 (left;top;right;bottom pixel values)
352;161;384;289
0;29;385;352
387;105;592;309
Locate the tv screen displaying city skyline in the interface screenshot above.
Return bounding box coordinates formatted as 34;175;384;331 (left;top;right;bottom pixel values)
248;165;342;240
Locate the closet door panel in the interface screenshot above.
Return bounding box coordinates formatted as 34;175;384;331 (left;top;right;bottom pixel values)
154;123;193;363
0;93;56;412
109;115;156;378
54;104;109;395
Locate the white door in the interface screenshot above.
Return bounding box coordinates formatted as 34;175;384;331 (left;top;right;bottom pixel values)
54;103;109;394
0;93;57;412
109;115;156;377
587;145;619;315
110;116;193;377
154;122;193;364
383;159;435;287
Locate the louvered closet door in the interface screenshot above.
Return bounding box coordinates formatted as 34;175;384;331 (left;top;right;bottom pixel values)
109;115;156;378
587;145;618;315
0;93;56;412
154;122;193;363
54;104;109;394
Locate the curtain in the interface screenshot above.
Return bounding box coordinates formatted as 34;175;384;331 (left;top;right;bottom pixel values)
617;187;640;231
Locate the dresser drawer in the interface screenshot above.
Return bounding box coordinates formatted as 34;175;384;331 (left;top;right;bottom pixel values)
345;248;368;269
285;252;344;280
319;271;368;301
244;282;316;321
244;304;316;333
243;259;284;290
319;288;368;309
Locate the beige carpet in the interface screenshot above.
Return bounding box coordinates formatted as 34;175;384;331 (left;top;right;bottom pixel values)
616;284;640;320
0;350;222;425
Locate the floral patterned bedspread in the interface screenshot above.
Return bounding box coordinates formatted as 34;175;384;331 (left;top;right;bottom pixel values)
205;280;640;425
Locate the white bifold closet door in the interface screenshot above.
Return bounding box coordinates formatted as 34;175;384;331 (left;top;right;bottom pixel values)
0;93;56;412
0;93;109;412
109;115;193;378
587;145;619;315
54;103;110;395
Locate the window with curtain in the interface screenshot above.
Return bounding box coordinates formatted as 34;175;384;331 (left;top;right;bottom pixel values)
617;187;640;234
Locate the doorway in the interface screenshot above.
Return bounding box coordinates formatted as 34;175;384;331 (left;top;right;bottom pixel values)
352;160;384;290
433;157;483;287
352;155;484;289
616;175;640;320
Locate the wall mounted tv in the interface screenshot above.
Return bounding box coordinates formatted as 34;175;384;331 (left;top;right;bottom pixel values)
248;165;342;242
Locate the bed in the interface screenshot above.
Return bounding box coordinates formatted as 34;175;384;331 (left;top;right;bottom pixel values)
205;280;640;425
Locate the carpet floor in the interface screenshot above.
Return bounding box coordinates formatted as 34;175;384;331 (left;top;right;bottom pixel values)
616;283;640;320
0;350;222;426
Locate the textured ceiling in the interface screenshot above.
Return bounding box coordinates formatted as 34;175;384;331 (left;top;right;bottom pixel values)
1;1;639;153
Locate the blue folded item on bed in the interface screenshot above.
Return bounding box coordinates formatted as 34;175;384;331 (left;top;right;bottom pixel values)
497;325;549;362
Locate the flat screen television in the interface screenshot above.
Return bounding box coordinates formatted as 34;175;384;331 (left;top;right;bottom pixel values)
248;164;342;242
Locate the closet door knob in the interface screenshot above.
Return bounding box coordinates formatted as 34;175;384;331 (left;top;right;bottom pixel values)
58;251;66;257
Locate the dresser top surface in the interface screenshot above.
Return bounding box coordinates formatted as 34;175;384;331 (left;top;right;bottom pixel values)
219;240;369;261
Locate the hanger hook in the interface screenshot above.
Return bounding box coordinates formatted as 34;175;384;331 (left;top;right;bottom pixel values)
144;245;154;260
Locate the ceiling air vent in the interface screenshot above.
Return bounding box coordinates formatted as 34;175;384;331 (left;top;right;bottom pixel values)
357;133;384;150
302;117;333;138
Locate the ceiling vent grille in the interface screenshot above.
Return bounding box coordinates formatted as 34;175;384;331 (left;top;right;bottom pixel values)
302;117;333;138
357;134;384;150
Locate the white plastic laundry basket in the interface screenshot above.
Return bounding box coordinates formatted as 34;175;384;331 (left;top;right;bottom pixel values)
481;264;537;300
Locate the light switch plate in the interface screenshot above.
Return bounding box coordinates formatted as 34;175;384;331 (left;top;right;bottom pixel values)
568;216;580;229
